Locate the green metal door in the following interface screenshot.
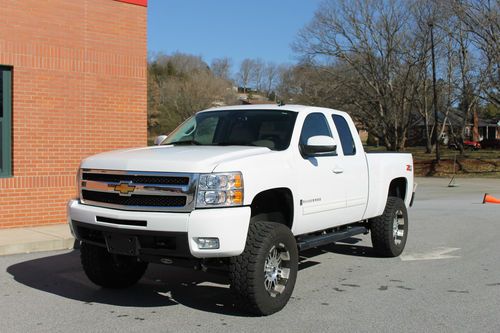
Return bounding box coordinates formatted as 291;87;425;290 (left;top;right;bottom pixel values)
0;66;12;177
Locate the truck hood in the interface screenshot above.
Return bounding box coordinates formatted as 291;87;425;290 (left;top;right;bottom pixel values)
81;145;271;173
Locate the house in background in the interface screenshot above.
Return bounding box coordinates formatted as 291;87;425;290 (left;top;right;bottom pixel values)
478;119;500;141
408;112;499;147
0;0;148;229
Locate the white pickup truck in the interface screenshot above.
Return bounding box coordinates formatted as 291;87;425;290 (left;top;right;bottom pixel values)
68;104;414;315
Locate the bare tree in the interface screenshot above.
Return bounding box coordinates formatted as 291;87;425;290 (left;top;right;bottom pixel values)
406;0;497;155
263;62;279;97
252;58;265;92
277;60;347;107
148;53;236;138
294;0;429;150
237;58;268;93
410;0;450;154
237;58;256;93
451;0;499;106
211;57;233;82
446;17;485;154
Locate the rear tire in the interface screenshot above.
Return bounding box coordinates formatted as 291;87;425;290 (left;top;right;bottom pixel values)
370;196;408;257
229;222;298;316
80;242;148;288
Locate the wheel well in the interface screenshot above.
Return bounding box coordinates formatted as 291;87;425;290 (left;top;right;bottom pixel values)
250;188;294;229
388;177;407;201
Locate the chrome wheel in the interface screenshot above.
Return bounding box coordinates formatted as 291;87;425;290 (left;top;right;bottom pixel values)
264;243;291;297
392;209;405;245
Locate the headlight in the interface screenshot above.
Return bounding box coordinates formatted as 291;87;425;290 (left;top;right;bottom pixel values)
196;172;243;208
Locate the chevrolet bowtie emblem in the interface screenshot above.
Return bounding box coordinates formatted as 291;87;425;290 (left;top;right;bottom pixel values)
112;182;136;196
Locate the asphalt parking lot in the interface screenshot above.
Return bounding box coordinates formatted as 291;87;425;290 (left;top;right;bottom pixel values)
1;177;499;332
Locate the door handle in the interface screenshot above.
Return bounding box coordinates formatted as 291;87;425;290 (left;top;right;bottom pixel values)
332;167;344;174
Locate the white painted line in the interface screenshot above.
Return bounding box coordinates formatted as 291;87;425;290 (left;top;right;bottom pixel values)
400;247;460;261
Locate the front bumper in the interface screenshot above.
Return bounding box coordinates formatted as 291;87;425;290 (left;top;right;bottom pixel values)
68;200;251;258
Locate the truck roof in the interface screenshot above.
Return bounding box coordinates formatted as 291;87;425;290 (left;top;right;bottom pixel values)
200;104;346;115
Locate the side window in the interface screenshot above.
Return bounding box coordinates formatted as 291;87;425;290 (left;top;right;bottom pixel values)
1;66;12;178
299;113;332;145
332;114;356;156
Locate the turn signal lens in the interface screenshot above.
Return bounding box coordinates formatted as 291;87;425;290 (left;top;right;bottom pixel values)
229;190;243;205
232;174;242;189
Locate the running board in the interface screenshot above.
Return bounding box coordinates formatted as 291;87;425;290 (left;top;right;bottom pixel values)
296;226;368;251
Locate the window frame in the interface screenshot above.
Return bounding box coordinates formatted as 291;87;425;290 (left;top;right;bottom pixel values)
299;112;337;158
332;114;357;156
299;112;333;146
0;66;12;178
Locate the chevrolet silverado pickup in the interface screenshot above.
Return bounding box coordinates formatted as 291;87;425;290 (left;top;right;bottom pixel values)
68;104;415;315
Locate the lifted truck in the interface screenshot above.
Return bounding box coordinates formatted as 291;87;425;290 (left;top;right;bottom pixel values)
68;104;415;315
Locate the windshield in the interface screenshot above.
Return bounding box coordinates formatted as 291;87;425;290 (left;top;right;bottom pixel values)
163;110;298;151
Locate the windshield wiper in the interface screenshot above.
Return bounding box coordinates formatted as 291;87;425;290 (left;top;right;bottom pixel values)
169;140;202;145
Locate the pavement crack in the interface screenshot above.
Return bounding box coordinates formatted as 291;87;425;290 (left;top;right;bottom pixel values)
396;286;414;291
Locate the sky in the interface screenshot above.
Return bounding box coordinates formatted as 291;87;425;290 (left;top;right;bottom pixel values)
147;0;324;69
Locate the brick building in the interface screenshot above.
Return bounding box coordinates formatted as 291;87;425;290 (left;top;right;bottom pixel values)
0;0;147;228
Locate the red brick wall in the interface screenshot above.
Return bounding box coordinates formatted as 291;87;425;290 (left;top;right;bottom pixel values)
0;0;147;228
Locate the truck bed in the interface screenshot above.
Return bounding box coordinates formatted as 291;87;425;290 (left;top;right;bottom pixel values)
363;152;414;219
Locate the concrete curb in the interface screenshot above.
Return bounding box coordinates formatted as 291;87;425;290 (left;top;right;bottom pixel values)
0;224;75;256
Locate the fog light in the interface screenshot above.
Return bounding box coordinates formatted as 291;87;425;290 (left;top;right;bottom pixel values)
196;237;220;249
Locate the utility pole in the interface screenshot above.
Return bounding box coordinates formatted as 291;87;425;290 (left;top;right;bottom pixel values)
429;21;440;163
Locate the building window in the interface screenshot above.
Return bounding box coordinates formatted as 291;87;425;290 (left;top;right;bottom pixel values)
0;66;12;177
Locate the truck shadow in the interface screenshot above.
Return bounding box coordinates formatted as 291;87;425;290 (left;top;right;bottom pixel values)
299;238;383;270
303;242;381;259
6;251;246;316
6;240;381;317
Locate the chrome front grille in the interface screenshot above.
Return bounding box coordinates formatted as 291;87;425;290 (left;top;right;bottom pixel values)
79;169;197;212
82;173;189;186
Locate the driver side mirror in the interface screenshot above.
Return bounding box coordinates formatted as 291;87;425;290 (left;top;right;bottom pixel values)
154;135;168;145
301;135;337;157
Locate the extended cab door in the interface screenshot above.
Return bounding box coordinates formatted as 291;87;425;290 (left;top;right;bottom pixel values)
293;112;348;235
329;113;369;222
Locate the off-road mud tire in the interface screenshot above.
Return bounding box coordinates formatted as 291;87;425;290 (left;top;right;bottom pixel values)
370;196;408;257
229;222;298;316
80;242;148;288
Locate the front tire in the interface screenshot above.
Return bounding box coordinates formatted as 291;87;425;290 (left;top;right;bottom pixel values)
370;196;408;257
80;242;148;288
229;222;298;316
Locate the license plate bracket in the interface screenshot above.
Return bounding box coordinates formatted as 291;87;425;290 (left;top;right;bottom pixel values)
104;233;138;256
